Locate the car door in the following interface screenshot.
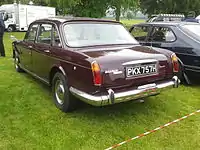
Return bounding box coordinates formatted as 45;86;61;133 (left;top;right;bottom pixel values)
148;26;197;67
31;23;54;81
129;25;152;45
147;26;176;49
19;24;39;71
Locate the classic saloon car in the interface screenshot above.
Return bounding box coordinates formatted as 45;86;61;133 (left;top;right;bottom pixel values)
12;17;180;112
129;22;200;84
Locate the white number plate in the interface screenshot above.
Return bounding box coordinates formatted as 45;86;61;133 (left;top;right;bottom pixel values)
126;64;157;78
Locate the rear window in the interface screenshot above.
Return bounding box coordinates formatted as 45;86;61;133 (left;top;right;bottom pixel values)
63;23;139;47
181;24;200;39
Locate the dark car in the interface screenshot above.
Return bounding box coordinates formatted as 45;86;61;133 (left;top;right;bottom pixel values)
129;22;200;84
12;17;180;112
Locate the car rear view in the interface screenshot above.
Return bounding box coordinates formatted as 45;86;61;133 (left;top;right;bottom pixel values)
63;20;180;107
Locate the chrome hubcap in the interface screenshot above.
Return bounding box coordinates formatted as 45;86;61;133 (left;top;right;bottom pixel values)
55;79;65;105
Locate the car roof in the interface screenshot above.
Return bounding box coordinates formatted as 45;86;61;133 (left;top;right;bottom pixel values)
134;21;199;27
34;16;121;24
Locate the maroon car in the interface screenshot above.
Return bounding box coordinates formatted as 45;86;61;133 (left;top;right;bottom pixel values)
12;17;180;112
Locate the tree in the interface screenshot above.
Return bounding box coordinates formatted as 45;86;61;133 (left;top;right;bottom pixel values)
0;0;14;5
68;0;108;18
126;11;134;20
0;0;48;6
48;0;80;15
140;0;200;17
108;0;139;21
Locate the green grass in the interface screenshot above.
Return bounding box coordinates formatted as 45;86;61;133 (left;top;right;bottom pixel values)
121;19;145;29
121;19;145;26
1;27;200;150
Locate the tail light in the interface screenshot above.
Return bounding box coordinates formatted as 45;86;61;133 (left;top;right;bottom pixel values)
91;61;102;86
171;53;179;72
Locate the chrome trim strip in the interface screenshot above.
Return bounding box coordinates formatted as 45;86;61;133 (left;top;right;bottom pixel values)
122;59;157;66
69;76;180;106
59;66;66;76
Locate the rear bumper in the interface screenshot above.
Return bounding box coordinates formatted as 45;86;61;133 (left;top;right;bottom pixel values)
69;76;180;106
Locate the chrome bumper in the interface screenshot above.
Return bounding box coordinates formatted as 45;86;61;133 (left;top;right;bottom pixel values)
69;76;180;106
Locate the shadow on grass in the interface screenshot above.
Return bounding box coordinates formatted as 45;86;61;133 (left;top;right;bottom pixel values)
17;70;200;122
18;71;156;117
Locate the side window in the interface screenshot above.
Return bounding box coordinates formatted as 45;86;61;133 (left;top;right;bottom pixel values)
24;24;39;42
37;24;52;45
52;26;61;47
150;27;176;42
130;26;149;41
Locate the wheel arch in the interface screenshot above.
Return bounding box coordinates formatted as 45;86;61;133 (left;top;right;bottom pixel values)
49;66;66;86
177;56;191;84
177;57;184;68
7;24;16;32
13;45;20;59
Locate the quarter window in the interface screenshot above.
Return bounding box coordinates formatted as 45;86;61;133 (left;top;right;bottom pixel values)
37;24;52;45
150;27;176;42
130;26;150;41
52;26;61;47
24;24;39;42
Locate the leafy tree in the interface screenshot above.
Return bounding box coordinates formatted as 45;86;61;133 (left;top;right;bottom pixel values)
0;0;14;5
48;0;80;15
126;11;134;20
0;0;48;5
108;0;139;21
140;0;200;17
68;0;108;18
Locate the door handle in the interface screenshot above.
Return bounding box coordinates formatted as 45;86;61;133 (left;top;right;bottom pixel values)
28;45;33;49
44;50;50;53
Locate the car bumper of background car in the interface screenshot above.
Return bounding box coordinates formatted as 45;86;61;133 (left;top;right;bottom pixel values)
69;76;180;106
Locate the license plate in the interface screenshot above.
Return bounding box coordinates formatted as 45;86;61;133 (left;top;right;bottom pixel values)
126;64;157;78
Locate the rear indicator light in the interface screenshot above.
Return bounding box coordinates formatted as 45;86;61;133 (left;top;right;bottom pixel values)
91;61;102;86
171;53;179;72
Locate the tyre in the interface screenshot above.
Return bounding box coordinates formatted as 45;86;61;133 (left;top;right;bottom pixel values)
7;26;15;32
177;62;184;81
52;72;77;112
14;54;23;72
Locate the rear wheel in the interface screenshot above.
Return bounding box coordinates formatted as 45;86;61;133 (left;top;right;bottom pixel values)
52;72;77;112
7;25;15;32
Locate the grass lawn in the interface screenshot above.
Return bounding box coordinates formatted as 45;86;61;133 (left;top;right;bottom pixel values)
120;19;145;26
1;28;200;150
